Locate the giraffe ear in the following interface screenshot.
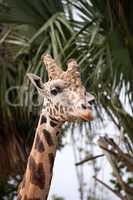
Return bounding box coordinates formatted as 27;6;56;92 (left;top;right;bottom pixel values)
86;92;95;103
27;73;44;92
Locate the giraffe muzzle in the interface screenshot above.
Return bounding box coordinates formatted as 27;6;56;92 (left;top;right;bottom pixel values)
79;109;94;121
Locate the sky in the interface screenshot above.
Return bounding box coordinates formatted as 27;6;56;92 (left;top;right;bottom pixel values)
49;146;80;200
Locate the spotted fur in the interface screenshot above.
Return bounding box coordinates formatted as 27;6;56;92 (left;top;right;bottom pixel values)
35;134;45;152
50;121;57;127
24;194;40;200
48;153;55;173
29;156;45;190
43;129;53;146
18;53;94;200
40;115;47;124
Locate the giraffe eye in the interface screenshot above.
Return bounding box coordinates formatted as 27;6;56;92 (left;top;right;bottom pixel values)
51;86;61;96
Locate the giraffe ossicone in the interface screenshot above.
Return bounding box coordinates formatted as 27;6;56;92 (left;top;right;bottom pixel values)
17;53;95;200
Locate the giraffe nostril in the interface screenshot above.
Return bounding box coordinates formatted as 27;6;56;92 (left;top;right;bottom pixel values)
88;101;93;110
81;104;87;110
88;104;92;109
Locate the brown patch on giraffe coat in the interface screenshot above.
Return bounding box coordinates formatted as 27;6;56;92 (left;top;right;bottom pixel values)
43;129;54;146
49;107;53;115
55;102;59;111
56;131;60;136
65;106;68;112
29;156;45;190
69;107;73;112
49;116;59;122
35;134;45;152
60;115;66;121
55;104;59;111
48;153;55;173
50;120;57;127
40;115;47;124
53;108;57;116
60;105;64;113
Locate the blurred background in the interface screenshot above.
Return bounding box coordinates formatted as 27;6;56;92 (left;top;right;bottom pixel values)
0;0;133;199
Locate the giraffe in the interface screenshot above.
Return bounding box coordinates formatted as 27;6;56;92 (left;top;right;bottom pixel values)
17;53;95;200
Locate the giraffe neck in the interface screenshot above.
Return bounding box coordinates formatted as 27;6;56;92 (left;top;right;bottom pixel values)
17;110;63;200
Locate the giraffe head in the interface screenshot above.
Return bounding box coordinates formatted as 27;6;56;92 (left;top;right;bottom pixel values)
27;53;95;122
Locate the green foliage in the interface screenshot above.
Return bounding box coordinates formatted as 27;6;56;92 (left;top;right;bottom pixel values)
52;194;65;200
0;0;75;175
0;176;20;200
0;0;64;25
65;0;133;142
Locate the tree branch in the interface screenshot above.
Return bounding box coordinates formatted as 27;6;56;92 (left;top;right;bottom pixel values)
75;154;104;166
93;176;123;199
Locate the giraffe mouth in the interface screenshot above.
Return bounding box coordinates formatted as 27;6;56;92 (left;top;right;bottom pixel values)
79;110;94;121
69;109;94;122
